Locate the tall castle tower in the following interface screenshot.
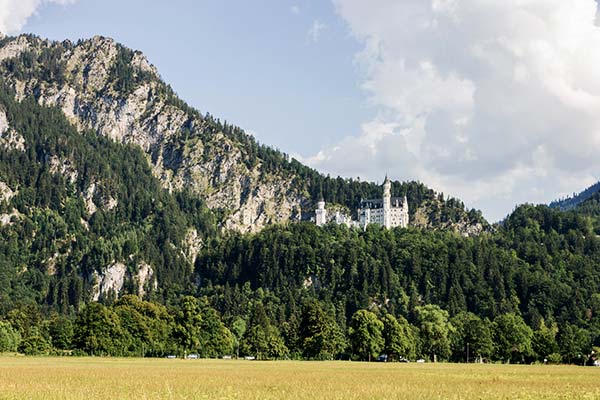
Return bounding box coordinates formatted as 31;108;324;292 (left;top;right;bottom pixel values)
383;175;391;229
402;195;409;227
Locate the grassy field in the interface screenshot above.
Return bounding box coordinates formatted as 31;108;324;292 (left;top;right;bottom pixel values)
0;357;598;400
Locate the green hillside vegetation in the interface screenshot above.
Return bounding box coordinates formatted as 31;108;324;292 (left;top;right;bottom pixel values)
549;181;600;211
0;80;217;311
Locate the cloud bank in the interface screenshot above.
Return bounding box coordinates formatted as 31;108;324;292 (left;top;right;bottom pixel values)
305;0;600;221
0;0;76;34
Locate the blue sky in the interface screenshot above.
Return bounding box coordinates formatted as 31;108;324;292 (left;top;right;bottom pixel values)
23;0;370;157
7;0;600;222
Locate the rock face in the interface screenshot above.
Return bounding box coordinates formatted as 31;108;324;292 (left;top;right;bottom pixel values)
0;180;15;203
91;261;157;300
135;262;157;298
0;36;29;63
0;208;20;226
0;35;304;233
183;228;203;266
48;155;78;185
0;177;20;227
411;198;485;237
91;262;127;301
0;109;25;152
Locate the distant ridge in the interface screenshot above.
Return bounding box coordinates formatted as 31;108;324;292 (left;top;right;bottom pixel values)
549;181;600;211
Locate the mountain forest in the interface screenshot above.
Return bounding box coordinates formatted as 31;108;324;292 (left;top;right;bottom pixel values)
0;34;599;364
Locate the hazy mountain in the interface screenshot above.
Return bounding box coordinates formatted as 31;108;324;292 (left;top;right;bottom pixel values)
549;181;600;211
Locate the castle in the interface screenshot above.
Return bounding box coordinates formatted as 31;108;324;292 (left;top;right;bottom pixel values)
315;176;409;229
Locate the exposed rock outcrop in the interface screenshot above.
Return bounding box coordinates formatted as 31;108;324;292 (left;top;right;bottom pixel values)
81;181;118;216
183;228;203;266
0;180;15;203
412;198;485;237
0;36;29;63
91;262;127;301
135;262;157;298
0;109;25;151
0;208;21;226
48;155;79;185
91;260;157;300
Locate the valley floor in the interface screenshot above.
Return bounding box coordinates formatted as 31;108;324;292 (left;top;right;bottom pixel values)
0;357;598;399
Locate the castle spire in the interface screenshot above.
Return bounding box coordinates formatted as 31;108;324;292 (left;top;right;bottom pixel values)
383;174;391;229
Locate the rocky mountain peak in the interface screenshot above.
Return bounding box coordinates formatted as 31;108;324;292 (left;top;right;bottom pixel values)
0;34;305;233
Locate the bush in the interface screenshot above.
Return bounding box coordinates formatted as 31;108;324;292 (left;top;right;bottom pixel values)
18;335;51;355
0;321;21;352
546;353;563;364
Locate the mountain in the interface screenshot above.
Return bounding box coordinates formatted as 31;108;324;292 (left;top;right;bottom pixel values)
0;34;485;235
0;34;303;234
0;33;486;309
549;181;600;211
3;35;600;363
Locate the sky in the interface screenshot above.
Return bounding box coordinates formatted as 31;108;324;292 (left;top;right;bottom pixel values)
2;0;600;222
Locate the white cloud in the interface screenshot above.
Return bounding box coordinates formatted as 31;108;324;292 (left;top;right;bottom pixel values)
308;20;327;43
0;0;76;34
306;0;600;221
291;5;300;15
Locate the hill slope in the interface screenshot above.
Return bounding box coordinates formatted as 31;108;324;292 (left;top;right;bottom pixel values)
0;81;216;310
0;34;485;235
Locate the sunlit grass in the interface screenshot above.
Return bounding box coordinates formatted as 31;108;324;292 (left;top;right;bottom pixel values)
0;357;598;399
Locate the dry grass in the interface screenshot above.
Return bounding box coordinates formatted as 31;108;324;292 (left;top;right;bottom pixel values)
0;357;598;399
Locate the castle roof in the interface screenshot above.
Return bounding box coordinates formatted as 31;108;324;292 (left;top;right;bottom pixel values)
360;197;407;209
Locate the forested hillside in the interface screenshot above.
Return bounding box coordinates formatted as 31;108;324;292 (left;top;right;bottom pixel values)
3;199;600;364
0;81;216;311
1;33;600;364
550;181;600;211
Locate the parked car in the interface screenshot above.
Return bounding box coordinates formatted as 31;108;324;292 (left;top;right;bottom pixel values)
187;354;199;359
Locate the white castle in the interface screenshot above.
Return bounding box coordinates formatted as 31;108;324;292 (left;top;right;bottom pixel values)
315;176;409;229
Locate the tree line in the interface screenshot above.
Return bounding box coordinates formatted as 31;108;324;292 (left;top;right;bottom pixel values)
0;295;594;365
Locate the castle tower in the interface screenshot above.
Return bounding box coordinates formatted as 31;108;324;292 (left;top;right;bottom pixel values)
402;195;409;227
383;175;391;229
315;198;327;227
